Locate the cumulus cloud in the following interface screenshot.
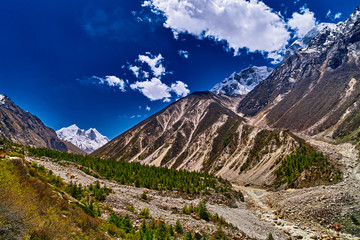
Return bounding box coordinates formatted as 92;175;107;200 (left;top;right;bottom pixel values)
171;81;190;98
92;75;126;91
288;7;317;38
178;50;189;59
142;0;290;62
138;53;166;78
326;10;342;21
130;78;190;102
130;78;172;101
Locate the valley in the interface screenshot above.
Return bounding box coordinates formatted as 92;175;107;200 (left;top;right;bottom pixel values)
1;4;360;240
3;131;357;239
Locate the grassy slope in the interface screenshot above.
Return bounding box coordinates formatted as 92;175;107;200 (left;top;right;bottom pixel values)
0;159;111;240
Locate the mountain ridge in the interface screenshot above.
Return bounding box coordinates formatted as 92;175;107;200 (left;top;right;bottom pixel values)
237;7;360;145
0;94;85;154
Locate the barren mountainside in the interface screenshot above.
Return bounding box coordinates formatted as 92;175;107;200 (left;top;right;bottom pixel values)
0;94;84;154
237;8;360;144
93;92;316;187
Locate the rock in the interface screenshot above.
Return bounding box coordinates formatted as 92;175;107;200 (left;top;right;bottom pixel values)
332;223;343;231
194;231;203;240
310;236;318;239
191;213;200;220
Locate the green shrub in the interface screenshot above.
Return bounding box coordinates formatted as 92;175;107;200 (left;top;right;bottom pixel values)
141;192;148;200
351;215;360;225
140;208;150;219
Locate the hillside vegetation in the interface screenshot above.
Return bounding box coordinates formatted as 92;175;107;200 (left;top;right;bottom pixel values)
274;145;342;189
0;141;244;240
27;147;234;195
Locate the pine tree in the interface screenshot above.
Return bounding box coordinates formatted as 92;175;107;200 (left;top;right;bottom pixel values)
175;220;183;234
183;232;193;240
198;201;210;221
155;222;169;240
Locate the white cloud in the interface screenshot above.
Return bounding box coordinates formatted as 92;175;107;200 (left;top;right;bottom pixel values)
129;65;140;77
93;75;126;91
138;53;166;78
288;7;317;38
142;0;290;62
326;10;342;20
146;105;151;111
130;78;190;102
178;50;189;59
130;78;172;101
171;81;190;98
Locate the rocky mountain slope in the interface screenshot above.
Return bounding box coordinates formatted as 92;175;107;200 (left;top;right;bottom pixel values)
57;124;109;153
211;66;273;96
0;94;84;154
238;7;360;145
93;91;324;187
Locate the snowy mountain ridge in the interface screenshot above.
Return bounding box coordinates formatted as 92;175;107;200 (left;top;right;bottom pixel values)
210;66;273;96
283;23;337;60
56;124;109;153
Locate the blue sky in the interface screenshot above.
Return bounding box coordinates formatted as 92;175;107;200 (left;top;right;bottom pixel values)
0;0;358;139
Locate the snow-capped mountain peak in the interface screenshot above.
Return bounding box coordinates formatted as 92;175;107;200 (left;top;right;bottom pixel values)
210;66;273;96
283;23;337;60
56;125;109;153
